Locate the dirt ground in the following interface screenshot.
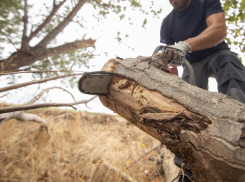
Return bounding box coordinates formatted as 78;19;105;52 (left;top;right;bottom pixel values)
0;108;164;182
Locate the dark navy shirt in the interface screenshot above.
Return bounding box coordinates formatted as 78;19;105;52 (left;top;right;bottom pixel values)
160;0;229;64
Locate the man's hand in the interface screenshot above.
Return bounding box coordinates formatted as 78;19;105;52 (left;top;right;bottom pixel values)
170;41;192;56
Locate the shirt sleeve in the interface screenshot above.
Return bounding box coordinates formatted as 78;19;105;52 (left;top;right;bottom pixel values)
205;0;224;19
160;18;175;44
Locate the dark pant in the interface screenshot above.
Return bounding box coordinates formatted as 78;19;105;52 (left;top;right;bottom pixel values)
175;49;245;181
182;49;245;103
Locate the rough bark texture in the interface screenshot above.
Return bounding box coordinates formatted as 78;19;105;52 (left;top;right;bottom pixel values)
99;57;245;182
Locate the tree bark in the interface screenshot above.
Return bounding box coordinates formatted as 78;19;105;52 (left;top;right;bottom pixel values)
99;57;245;182
0;39;95;72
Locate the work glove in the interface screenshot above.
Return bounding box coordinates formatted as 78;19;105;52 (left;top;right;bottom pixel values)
170;41;192;56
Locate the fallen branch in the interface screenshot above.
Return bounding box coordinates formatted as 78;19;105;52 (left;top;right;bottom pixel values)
0;97;97;114
0;103;76;114
0;111;48;124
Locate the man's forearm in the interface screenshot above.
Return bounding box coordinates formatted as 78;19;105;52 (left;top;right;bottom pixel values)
185;24;226;52
185;12;227;52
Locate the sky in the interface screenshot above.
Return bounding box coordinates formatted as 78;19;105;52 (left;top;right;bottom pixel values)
1;0;240;115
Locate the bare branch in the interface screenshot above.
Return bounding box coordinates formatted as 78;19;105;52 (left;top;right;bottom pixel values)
0;70;83;76
0;97;97;114
21;0;29;51
44;39;96;58
68;53;87;74
28;0;67;41
37;0;88;47
0;73;83;93
69;60;78;74
26;86;77;104
70;96;97;105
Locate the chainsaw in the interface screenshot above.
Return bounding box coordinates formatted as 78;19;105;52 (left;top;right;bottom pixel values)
78;46;195;95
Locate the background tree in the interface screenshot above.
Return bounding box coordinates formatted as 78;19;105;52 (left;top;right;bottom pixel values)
0;0;161;74
0;0;164;121
222;0;245;57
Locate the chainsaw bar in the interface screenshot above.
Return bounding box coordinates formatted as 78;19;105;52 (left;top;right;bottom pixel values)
78;71;114;95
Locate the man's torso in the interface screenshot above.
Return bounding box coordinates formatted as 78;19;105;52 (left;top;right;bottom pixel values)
160;0;229;63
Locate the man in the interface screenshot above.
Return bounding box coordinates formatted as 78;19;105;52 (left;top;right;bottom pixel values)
160;0;245;181
161;0;245;103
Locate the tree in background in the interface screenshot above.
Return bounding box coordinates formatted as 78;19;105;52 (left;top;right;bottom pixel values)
0;0;162;122
0;0;91;73
0;0;158;75
223;0;245;56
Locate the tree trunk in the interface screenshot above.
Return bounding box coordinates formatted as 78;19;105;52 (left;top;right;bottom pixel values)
99;57;245;182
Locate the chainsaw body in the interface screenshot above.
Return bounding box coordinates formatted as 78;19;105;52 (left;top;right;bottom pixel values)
78;46;194;95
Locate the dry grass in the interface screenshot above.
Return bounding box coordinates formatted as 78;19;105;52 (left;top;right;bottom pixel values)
0;108;163;182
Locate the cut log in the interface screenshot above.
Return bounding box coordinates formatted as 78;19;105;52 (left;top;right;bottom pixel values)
99;57;245;182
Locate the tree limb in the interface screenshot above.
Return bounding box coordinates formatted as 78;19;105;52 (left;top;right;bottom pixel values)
44;39;96;58
0;38;95;72
37;0;88;47
70;96;97;105
26;86;77;104
0;73;83;93
21;0;29;51
0;70;79;76
0;97;97;114
28;0;67;41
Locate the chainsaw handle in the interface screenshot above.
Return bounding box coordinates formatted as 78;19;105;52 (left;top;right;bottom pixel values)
183;59;195;85
152;45;195;85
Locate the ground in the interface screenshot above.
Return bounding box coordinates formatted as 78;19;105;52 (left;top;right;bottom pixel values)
0;107;164;182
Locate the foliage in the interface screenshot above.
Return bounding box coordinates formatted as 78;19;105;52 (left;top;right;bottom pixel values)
0;0;23;53
222;0;245;54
